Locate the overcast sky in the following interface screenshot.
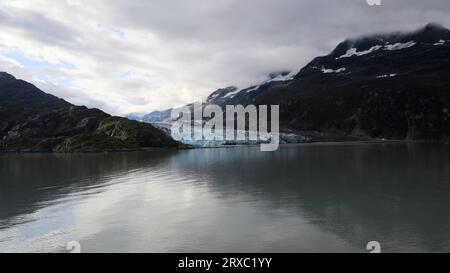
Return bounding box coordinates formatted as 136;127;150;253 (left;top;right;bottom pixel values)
0;0;449;115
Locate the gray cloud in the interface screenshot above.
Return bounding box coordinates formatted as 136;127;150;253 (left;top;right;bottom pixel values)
0;7;78;46
0;0;449;115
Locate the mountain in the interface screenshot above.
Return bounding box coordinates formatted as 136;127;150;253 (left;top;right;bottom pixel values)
141;109;173;123
0;72;179;152
248;23;450;140
205;86;239;106
206;71;294;107
128;24;450;142
125;113;145;122
137;71;295;124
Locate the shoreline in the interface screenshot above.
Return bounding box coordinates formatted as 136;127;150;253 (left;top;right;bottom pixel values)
1;139;449;154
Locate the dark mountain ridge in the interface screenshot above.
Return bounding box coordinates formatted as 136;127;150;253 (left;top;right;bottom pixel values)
0;72;179;152
254;23;450;140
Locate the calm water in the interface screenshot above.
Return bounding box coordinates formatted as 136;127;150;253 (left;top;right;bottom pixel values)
1;142;450;253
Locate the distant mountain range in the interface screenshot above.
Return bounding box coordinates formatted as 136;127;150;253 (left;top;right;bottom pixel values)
0;72;179;152
2;23;449;152
133;23;450;141
129;71;295;123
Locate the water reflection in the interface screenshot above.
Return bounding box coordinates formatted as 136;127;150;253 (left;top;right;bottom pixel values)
0;152;174;222
1;143;450;252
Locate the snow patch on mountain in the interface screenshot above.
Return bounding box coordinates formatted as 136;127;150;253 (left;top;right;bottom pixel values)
245;86;259;93
434;40;446;46
336;41;417;59
337;45;382;59
321;67;346;74
244;72;295;94
222;88;241;99
208;93;220;100
384;41;416;51
376;74;397;78
212;71;295;100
